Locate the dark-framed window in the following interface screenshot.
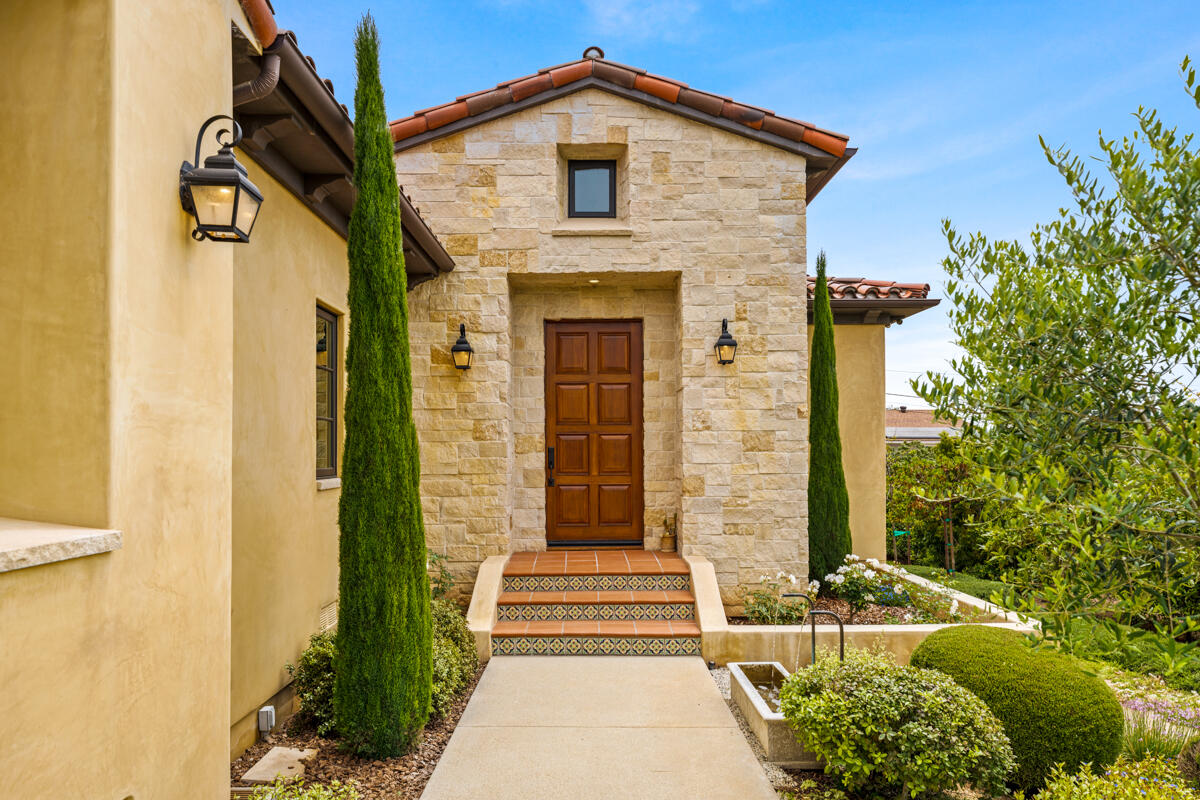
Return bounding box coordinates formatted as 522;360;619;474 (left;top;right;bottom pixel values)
567;160;617;218
316;306;338;478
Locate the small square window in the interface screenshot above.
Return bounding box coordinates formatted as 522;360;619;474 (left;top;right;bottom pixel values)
567;160;616;218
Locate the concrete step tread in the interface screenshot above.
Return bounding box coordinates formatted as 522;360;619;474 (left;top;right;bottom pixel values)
497;589;695;605
492;620;701;638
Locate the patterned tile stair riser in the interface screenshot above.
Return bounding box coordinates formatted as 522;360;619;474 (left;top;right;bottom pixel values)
491;636;702;656
502;574;691;592
497;603;695;622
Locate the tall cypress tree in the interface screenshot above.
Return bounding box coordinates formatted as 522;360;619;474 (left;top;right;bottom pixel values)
334;14;431;757
808;251;853;584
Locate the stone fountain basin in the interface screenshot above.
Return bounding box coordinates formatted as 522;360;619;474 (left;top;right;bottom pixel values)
728;661;823;770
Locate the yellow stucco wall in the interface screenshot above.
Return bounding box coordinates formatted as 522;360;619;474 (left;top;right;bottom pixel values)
1;0;245;796
807;324;887;562
230;160;347;756
0;0;113;525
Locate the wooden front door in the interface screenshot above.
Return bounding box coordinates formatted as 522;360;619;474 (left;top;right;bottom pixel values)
545;320;644;547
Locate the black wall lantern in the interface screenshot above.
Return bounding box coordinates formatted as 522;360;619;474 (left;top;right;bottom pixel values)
715;318;738;365
179;115;264;243
451;324;474;370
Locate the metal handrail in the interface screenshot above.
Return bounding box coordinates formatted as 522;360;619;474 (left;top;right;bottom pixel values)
782;593;845;665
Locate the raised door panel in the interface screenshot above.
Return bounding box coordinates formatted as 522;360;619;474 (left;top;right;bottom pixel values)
597;485;633;525
597;332;631;373
597;434;632;475
555;333;589;374
596;383;631;425
555;434;589;475
556;485;590;526
555;384;589;424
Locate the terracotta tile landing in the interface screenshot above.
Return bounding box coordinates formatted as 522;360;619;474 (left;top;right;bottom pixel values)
503;550;690;576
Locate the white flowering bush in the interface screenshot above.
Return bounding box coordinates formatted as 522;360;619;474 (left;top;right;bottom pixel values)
824;555;970;622
743;572;820;625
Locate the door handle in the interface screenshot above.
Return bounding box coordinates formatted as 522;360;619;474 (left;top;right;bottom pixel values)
547;446;555;487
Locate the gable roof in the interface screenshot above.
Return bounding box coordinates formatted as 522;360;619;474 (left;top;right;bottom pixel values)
389;51;857;201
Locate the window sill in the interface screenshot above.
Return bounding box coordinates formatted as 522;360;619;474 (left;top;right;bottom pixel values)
316;478;342;491
551;219;633;237
0;517;122;573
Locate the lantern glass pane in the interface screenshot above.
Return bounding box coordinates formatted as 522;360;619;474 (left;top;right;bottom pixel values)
452;349;472;369
717;344;735;363
190;184;237;227
235;190;261;236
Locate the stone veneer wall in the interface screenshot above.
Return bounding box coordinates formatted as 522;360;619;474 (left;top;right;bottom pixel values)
399;88;810;603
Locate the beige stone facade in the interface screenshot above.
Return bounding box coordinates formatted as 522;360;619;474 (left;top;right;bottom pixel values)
399;89;811;602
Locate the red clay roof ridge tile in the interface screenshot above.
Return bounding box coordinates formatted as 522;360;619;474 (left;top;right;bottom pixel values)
809;276;932;301
388;55;850;157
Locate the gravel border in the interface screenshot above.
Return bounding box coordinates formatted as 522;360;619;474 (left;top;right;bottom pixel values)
710;666;802;794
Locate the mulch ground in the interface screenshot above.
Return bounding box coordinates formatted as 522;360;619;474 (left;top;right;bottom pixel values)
729;596;920;626
231;667;483;799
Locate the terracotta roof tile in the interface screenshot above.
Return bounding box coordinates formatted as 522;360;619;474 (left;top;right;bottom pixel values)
633;73;681;103
592;59;637;88
465;88;512;116
549;60;593;87
424;101;469;130
677;88;725;116
389;54;850;158
809;277;932;301
510;72;554;102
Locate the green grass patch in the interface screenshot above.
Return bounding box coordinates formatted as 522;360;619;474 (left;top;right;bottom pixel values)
896;564;1012;604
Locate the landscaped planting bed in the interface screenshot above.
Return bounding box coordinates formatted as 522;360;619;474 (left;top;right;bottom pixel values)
230;666;482;799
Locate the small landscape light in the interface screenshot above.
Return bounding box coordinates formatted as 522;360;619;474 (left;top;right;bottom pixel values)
451;324;474;370
179;114;263;243
714;318;737;365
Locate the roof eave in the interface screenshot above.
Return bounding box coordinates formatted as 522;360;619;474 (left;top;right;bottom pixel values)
809;297;940;326
234;30;454;284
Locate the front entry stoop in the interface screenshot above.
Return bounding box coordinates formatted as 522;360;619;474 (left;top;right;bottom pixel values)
490;551;701;656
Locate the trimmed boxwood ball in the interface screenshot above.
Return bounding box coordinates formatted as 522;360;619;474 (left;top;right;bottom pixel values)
910;625;1124;789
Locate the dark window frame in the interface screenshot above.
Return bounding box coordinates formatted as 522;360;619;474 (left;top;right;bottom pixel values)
567;159;617;218
316;305;338;478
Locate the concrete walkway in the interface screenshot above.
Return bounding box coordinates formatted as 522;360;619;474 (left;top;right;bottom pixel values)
420;656;777;800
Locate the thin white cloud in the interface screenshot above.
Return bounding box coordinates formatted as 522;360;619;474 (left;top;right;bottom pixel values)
582;0;701;42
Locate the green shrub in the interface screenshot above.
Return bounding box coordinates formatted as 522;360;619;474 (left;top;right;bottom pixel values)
250;777;361;799
779;649;1014;797
430;598;477;717
742;573;816;624
1181;738;1200;787
910;624;1123;789
1034;757;1199;800
287;632;337;737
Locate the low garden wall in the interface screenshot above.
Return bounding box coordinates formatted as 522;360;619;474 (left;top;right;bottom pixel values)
685;556;1037;670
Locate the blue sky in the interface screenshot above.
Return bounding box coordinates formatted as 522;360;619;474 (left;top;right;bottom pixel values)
277;0;1200;406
